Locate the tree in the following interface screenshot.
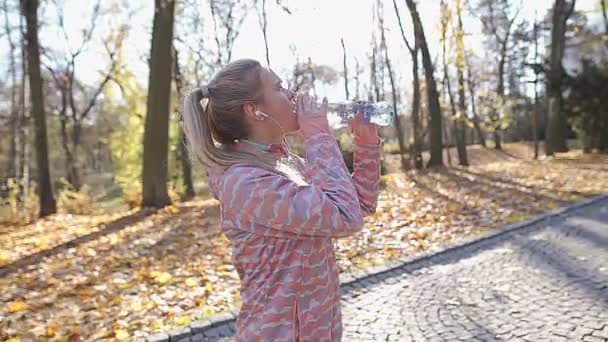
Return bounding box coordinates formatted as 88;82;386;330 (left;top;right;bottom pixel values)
564;59;608;152
1;0;32;203
172;47;195;200
392;0;422;169
43;0;124;190
287;61;338;94
378;0;408;171
464;51;487;147
209;0;249;67
21;0;57;217
440;0;468;166
454;0;469;165
545;0;576;155
477;0;522;150
530;16;542;159
601;0;607;34
257;0;270;66
405;0;443;167
254;0;290;67
3;0;18;181
174;0;212;86
142;0;176;208
341;38;350;100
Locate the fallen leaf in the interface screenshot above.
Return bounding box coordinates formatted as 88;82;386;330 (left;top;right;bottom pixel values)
7;300;27;313
46;323;59;337
154;272;173;285
114;329;129;341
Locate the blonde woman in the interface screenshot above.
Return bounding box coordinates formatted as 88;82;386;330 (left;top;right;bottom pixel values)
181;58;382;341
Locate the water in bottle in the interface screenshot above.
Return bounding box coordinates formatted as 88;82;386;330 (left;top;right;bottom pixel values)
323;101;395;129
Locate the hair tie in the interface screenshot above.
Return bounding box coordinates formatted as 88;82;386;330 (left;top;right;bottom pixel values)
201;85;211;99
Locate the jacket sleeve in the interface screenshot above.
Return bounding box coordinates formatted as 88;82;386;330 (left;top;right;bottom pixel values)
219;133;364;238
350;136;383;217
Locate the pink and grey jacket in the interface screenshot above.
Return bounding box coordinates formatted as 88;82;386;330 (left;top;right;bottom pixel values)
206;132;382;341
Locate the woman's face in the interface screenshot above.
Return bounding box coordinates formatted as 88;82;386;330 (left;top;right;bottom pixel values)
257;68;299;134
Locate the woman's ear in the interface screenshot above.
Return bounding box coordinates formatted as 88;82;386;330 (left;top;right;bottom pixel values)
243;102;257;120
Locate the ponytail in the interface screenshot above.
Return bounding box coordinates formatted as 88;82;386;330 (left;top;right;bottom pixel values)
180;85;280;174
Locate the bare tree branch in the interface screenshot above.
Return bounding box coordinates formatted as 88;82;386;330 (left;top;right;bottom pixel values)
392;0;414;53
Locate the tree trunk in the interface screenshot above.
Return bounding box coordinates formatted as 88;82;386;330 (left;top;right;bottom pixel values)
411;45;423;169
22;0;57;217
19;12;29;200
142;0;175;208
4;0;18;180
454;0;469;166
443;112;453;166
464;53;486;147
257;0;270;67
307;57;317;98
354;58;361;99
602;0;607;34
494;42;508;151
405;0;443;167
379;8;408;171
370;40;380;102
392;0;422;169
545;0;573;155
70;123;82;190
532;20;540;159
172;47;195;200
341;38;350;100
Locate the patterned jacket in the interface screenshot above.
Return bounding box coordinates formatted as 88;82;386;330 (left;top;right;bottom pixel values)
206;132;382;341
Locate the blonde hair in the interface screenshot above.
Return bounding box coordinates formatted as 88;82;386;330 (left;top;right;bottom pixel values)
181;59;286;175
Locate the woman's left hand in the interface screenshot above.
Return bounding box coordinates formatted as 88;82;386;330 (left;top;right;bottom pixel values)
348;111;379;145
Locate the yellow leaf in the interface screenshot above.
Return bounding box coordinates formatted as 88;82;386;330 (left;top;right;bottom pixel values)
199;306;215;317
154;272;172;284
205;282;214;294
0;250;12;266
164;205;179;214
177;316;191;326
185;277;198;287
114;329;129;341
7;299;28;313
217;264;232;272
118;282;132;289
152;321;163;331
47;323;59;337
130;299;142;311
6;338;21;342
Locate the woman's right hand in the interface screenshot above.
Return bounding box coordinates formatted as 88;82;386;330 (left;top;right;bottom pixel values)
296;93;331;137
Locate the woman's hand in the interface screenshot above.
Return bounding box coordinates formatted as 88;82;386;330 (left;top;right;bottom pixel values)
348;111;379;145
296;93;331;138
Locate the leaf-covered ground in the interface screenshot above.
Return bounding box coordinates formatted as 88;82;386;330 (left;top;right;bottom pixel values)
1;147;607;341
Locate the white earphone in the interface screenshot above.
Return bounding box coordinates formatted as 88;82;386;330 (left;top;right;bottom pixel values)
254;110;269;120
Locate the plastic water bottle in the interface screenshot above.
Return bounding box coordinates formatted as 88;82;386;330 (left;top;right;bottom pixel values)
323;101;395;129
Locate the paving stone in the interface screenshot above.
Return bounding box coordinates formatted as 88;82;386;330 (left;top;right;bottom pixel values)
146;332;169;342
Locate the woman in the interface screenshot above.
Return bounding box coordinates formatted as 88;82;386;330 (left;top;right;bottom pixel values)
181;58;382;341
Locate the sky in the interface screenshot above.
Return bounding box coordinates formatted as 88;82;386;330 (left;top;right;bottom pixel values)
1;0;602;105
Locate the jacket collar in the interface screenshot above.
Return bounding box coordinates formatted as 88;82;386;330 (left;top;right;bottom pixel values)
233;139;288;158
